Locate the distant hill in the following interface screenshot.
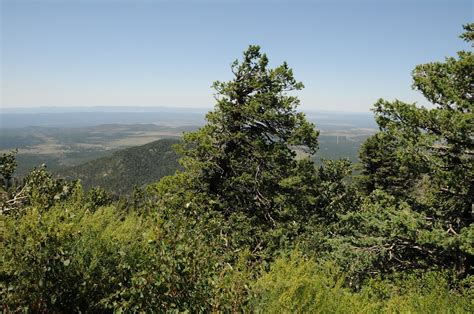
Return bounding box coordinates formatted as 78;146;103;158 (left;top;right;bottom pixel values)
58;138;181;194
56;134;369;195
0;124;195;176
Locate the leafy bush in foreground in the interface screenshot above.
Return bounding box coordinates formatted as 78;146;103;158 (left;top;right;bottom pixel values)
1;203;250;312
3;205;472;312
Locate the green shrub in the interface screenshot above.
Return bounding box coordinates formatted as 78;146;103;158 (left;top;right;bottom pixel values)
1;203;252;312
254;251;473;313
253;251;367;313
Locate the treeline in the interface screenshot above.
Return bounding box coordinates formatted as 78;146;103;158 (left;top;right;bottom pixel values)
1;24;473;312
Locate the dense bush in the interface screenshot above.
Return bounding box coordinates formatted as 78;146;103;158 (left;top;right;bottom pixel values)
254;252;473;313
1;201;251;311
3;202;472;312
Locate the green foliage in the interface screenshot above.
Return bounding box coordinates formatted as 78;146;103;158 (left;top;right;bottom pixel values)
178;46;319;225
1;163;77;216
22;165;76;210
254;252;473;313
358;132;425;196
167;46;322;259
254;251;362;313
311;158;359;223
353;24;473;277
5;196;470;313
1;201;253;312
325;189;472;284
0;149;17;191
460;23;474;43
1;150;19;215
362;272;473;313
86;186;113;212
59;138;181;195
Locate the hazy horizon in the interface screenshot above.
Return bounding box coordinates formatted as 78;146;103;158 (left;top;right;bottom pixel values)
0;105;378;114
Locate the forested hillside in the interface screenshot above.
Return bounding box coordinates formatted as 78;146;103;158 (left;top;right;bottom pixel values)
1;25;473;312
57;138;180;194
0;124;189;176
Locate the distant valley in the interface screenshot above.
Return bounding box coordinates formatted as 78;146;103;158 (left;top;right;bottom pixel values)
0;108;377;193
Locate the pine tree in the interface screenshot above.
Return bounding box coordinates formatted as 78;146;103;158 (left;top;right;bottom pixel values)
178;45;319;227
353;24;473;277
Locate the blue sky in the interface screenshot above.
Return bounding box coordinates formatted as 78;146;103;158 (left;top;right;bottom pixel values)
1;0;472;112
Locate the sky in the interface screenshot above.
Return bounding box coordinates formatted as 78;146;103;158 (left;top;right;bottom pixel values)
1;0;472;112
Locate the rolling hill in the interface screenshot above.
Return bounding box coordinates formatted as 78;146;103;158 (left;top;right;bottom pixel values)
58;138;181;194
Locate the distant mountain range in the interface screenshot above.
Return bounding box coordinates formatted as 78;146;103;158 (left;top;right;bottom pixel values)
58;138;181;194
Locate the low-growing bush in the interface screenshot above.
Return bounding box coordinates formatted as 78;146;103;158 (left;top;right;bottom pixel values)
253;251;473;313
1;203;252;312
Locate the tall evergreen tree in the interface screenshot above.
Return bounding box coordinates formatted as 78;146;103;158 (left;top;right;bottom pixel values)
352;24;473;277
177;45;319;227
372;23;473;231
